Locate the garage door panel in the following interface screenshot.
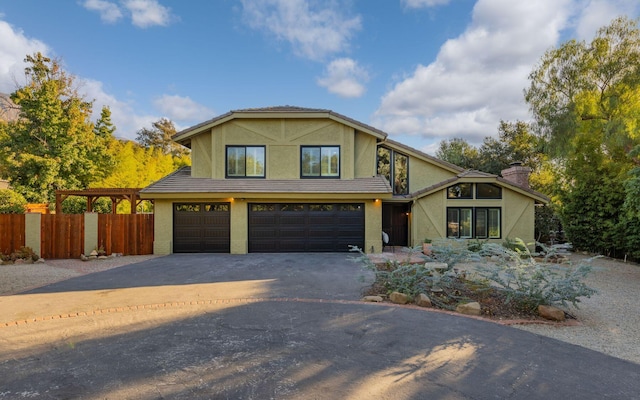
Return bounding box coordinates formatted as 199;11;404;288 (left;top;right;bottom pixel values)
249;203;364;253
173;202;230;253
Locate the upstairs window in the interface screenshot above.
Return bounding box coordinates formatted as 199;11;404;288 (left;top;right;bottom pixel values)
476;183;502;199
447;183;473;199
447;183;503;199
301;146;340;178
226;146;265;178
377;147;409;195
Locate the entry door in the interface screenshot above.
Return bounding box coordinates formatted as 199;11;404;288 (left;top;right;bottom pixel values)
382;203;409;246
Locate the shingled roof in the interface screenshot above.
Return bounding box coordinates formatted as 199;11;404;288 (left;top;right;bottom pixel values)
141;167;393;196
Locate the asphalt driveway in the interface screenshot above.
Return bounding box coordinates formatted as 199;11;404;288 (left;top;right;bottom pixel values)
0;253;639;399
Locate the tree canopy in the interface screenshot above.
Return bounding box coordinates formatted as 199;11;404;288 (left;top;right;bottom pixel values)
0;52;191;210
525;16;640;258
135;118;190;158
0;53;113;202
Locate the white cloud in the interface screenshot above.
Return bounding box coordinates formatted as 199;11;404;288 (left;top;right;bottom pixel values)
0;20;49;94
375;0;577;145
81;0;175;28
402;0;451;8
81;0;123;23
153;94;214;122
123;0;174;28
78;78;159;138
572;0;640;40
317;58;369;98
240;0;361;62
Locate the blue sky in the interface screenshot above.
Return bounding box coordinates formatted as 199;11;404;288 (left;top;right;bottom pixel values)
1;0;639;154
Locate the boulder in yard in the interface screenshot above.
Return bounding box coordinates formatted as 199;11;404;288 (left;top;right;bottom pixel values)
415;293;432;307
389;292;410;304
538;305;565;321
456;302;481;316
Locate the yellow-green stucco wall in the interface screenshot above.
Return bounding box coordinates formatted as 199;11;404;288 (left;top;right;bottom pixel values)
411;187;537;248
407;156;457;192
191;119;377;180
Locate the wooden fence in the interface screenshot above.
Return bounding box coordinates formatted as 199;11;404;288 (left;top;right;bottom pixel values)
0;214;26;254
98;214;154;256
40;214;85;259
0;213;154;259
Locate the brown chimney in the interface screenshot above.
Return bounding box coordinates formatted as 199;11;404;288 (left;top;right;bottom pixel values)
501;162;531;189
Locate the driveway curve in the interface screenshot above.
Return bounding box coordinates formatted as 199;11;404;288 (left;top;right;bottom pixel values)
0;253;638;399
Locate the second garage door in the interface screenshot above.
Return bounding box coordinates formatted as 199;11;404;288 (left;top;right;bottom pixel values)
249;203;364;252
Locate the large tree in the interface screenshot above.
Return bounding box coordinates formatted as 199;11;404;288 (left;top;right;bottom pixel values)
0;53;114;202
525;16;640;256
435;138;480;170
135;118;190;158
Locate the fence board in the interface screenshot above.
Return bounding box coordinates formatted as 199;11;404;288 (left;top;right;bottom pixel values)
98;214;154;256
0;214;26;255
40;214;84;259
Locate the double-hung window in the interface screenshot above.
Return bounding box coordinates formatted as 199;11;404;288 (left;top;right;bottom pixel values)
301;146;340;178
447;207;501;239
226;146;265;178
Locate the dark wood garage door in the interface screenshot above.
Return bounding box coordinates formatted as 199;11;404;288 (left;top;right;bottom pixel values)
173;202;230;253
249;203;364;252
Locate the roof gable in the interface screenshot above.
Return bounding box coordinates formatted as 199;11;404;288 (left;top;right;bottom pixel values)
173;106;388;145
411;171;550;204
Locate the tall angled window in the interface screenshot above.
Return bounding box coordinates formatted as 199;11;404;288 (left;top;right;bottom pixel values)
226;146;265;178
301;146;340;178
377;146;408;195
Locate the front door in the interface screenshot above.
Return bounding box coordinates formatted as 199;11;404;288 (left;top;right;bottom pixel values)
382;203;409;247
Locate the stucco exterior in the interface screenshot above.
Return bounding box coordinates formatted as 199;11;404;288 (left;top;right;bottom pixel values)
141;106;548;255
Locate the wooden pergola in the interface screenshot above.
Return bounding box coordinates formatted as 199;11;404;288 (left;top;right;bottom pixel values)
55;188;148;214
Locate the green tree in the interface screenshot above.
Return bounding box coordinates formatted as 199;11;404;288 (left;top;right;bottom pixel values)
0;189;26;213
135;118;190;158
435;138;480;169
477;121;544;175
0;53;114;202
525;17;640;256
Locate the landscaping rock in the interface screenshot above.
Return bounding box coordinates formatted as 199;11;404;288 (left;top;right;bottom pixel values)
98;255;108;260
89;250;98;257
14;259;24;265
456;302;481;316
80;254;88;261
389;292;410;304
538;305;565;321
415;293;432;307
362;295;383;303
428;262;448;271
35;258;45;263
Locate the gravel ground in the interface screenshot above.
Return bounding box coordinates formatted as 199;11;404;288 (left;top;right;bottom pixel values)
0;255;161;296
1;252;639;365
514;253;640;365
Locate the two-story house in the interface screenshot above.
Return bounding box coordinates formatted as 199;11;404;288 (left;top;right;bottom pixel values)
140;106;548;254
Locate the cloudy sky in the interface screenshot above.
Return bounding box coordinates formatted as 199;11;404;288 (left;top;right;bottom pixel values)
1;0;638;153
